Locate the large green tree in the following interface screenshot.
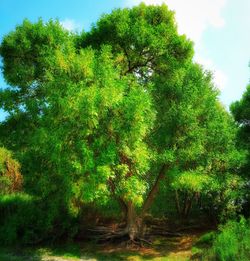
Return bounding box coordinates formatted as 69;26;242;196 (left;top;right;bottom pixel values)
80;3;241;227
0;4;240;241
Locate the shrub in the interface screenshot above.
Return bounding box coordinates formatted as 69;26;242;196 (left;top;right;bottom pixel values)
0;193;78;245
205;218;250;261
0;147;23;194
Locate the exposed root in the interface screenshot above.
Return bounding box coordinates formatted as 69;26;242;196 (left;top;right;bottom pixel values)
120;238;151;249
87;227;128;242
85;223;183;247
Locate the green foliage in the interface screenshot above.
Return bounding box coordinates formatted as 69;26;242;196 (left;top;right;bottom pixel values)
170;169;216;193
205;218;250;261
0;193;34;244
0;193;77;245
230;82;250;215
0;18;72;89
191;231;216;259
231;84;250;138
197;231;216;245
231;86;250;165
80;3;193;76
231;84;250;130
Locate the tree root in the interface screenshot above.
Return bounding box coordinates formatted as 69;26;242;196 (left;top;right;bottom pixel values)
85;223;183;247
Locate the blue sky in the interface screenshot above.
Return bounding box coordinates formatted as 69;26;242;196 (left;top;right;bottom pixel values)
0;0;250;120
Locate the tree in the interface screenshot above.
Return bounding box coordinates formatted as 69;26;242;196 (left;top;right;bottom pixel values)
231;83;250;216
0;4;240;242
231;84;250;156
81;3;241;231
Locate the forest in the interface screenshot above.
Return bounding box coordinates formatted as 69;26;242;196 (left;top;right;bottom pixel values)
0;3;250;261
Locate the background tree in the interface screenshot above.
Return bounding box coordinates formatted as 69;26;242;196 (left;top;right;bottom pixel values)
231;82;250;216
231;84;250;157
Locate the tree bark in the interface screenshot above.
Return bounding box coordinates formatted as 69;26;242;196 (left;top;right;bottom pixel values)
125;201;141;240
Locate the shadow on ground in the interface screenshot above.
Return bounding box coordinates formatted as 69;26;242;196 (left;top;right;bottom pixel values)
0;232;204;261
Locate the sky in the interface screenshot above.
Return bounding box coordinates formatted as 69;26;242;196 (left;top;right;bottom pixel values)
0;0;250;120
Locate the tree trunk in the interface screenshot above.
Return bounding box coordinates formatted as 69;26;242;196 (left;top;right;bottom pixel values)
125;201;142;241
111;165;169;241
93;163;172;243
175;190;181;216
182;193;195;219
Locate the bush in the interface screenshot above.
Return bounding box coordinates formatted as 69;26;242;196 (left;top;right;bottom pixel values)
0;147;23;194
197;231;216;245
0;193;78;245
205;218;250;261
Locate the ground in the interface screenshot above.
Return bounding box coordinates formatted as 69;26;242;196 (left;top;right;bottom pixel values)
0;230;207;261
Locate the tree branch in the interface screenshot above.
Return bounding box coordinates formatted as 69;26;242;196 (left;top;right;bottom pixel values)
141;164;168;217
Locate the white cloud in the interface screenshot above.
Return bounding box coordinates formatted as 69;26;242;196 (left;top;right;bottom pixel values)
60;19;80;31
166;0;226;45
195;55;228;90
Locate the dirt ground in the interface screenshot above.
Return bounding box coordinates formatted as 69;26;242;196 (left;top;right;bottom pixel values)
0;229;208;261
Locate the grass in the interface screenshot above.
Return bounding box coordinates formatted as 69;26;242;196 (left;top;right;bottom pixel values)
190;231;216;260
0;244;81;261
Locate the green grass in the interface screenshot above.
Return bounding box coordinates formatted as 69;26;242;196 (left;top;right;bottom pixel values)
190;231;216;260
0;245;80;261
